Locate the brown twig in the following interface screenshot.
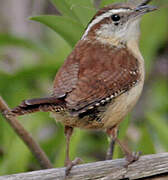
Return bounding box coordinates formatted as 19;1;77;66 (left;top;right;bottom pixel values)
0;96;53;169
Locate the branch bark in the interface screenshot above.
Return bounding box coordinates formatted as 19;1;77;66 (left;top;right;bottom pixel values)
0;96;53;169
0;153;168;180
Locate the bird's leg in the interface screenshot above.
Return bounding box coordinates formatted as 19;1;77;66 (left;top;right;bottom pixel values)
106;126;118;160
115;138;141;166
64;126;82;176
64;126;73;166
106;126;140;166
106;138;115;160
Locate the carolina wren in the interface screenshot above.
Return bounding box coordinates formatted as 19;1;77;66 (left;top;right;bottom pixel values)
11;0;157;174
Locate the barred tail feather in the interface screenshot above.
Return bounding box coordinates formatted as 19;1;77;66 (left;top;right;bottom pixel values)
11;97;65;116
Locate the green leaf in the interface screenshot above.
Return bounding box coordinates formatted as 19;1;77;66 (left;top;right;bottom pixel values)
147;112;168;150
100;0;118;7
0;137;31;174
140;9;168;75
149;79;168;112
137;125;155;154
67;0;96;26
51;0;96;27
51;0;81;24
0;34;45;52
31;15;84;47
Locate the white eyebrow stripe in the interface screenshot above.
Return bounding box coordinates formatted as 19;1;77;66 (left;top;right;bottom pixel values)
82;8;130;39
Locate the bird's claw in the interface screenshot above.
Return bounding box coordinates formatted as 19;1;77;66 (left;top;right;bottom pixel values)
125;151;141;167
65;157;83;176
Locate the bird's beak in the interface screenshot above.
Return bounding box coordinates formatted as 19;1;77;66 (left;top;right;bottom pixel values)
136;5;157;14
132;5;157;18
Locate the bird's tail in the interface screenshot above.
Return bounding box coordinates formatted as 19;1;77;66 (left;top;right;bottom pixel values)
11;97;65;116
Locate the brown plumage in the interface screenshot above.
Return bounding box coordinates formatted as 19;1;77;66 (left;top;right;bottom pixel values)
12;97;65;115
12;40;140;122
54;40;139;113
10;1;157;175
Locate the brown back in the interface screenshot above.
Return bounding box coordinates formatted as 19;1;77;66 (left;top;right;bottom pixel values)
53;40;140;114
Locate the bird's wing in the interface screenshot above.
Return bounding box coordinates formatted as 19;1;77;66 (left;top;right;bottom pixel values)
12;41;139;116
53;43;80;98
64;41;140;115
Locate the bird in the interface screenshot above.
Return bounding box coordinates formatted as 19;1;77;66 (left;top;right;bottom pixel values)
10;0;157;175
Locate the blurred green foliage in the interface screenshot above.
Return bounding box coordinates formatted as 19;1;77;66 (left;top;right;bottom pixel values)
0;0;168;176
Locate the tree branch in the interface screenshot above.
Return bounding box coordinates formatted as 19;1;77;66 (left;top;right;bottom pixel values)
0;153;168;180
0;96;53;169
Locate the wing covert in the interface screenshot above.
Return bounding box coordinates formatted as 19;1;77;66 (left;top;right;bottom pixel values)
65;41;140;113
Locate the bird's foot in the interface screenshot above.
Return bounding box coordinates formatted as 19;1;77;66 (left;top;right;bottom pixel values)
125;151;141;167
65;157;83;176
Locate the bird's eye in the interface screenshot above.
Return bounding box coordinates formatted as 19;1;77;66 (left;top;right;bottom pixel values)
111;14;120;22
